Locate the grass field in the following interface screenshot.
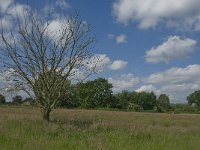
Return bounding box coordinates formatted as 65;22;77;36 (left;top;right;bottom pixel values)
0;106;200;150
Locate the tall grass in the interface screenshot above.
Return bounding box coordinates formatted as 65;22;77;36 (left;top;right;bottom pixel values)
0;106;200;150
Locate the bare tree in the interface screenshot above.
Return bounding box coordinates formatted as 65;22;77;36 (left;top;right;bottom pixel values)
0;12;97;122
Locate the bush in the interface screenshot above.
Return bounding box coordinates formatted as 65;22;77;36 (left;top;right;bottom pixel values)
127;103;143;112
12;95;23;105
171;104;199;114
0;94;6;105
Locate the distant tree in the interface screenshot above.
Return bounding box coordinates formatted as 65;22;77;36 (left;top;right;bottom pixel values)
137;92;157;110
23;97;36;106
157;94;170;108
127;102;143;111
114;91;137;109
57;80;79;108
75;78;113;108
0;94;6;104
12;95;23;105
114;91;129;109
187;90;200;107
24;97;33;102
113;91;157;111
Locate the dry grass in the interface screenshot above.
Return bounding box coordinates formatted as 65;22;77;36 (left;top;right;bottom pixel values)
0;106;200;150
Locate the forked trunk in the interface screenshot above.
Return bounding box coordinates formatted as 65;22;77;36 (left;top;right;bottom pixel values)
42;108;51;122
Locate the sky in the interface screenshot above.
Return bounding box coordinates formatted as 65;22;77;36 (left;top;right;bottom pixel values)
1;0;200;103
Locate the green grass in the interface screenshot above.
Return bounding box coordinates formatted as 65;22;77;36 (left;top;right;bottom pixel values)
0;106;200;150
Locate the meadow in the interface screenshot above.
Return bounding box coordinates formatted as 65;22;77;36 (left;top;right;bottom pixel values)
0;106;200;150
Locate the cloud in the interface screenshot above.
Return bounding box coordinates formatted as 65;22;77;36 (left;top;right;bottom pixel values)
108;60;127;70
68;68;88;83
108;64;200;103
82;54;127;72
55;0;70;10
84;54;127;71
0;68;32;100
47;19;64;34
45;18;70;43
107;33;127;44
0;0;13;13
7;3;31;18
84;54;111;72
0;0;30;31
68;54;128;82
116;34;127;43
113;0;200;31
143;64;200;103
145;36;197;63
159;83;200;102
108;33;115;39
108;74;140;92
0;15;13;30
0;0;70;33
136;85;159;93
145;64;200;85
43;0;70;15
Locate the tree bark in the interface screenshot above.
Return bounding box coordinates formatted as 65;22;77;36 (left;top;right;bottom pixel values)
42;109;51;122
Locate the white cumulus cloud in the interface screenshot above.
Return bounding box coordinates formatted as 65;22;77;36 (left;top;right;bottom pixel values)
0;0;13;13
108;60;127;70
55;0;70;10
113;0;200;31
145;64;200;85
83;54;128;72
84;54;111;72
145;36;197;63
109;64;200;103
108;74;140;92
143;64;200;103
116;34;127;43
6;3;30;18
0;0;30;31
136;85;159;93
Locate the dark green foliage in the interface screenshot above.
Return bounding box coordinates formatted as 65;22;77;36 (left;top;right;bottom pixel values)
75;78;113;108
24;97;33;102
157;94;170;108
56;81;79;108
171;104;199;114
137;92;157;110
114;91;138;109
127;103;143;111
23;97;36;106
12;95;23;105
156;94;170;112
58;97;79;108
187;90;200;108
113;91;157;111
0;94;6;104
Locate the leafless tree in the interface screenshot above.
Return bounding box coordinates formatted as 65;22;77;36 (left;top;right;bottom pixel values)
0;12;97;122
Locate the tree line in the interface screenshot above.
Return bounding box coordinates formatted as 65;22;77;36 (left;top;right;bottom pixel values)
53;78;171;112
1;77;199;113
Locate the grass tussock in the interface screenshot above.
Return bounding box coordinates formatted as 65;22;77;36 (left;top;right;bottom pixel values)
0;106;200;150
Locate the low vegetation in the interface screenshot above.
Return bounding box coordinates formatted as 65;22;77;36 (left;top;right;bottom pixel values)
0;106;200;150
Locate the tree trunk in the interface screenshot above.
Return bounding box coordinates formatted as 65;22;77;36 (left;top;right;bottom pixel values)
42;109;51;122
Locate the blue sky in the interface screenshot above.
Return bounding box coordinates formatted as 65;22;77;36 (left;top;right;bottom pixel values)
1;0;200;103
